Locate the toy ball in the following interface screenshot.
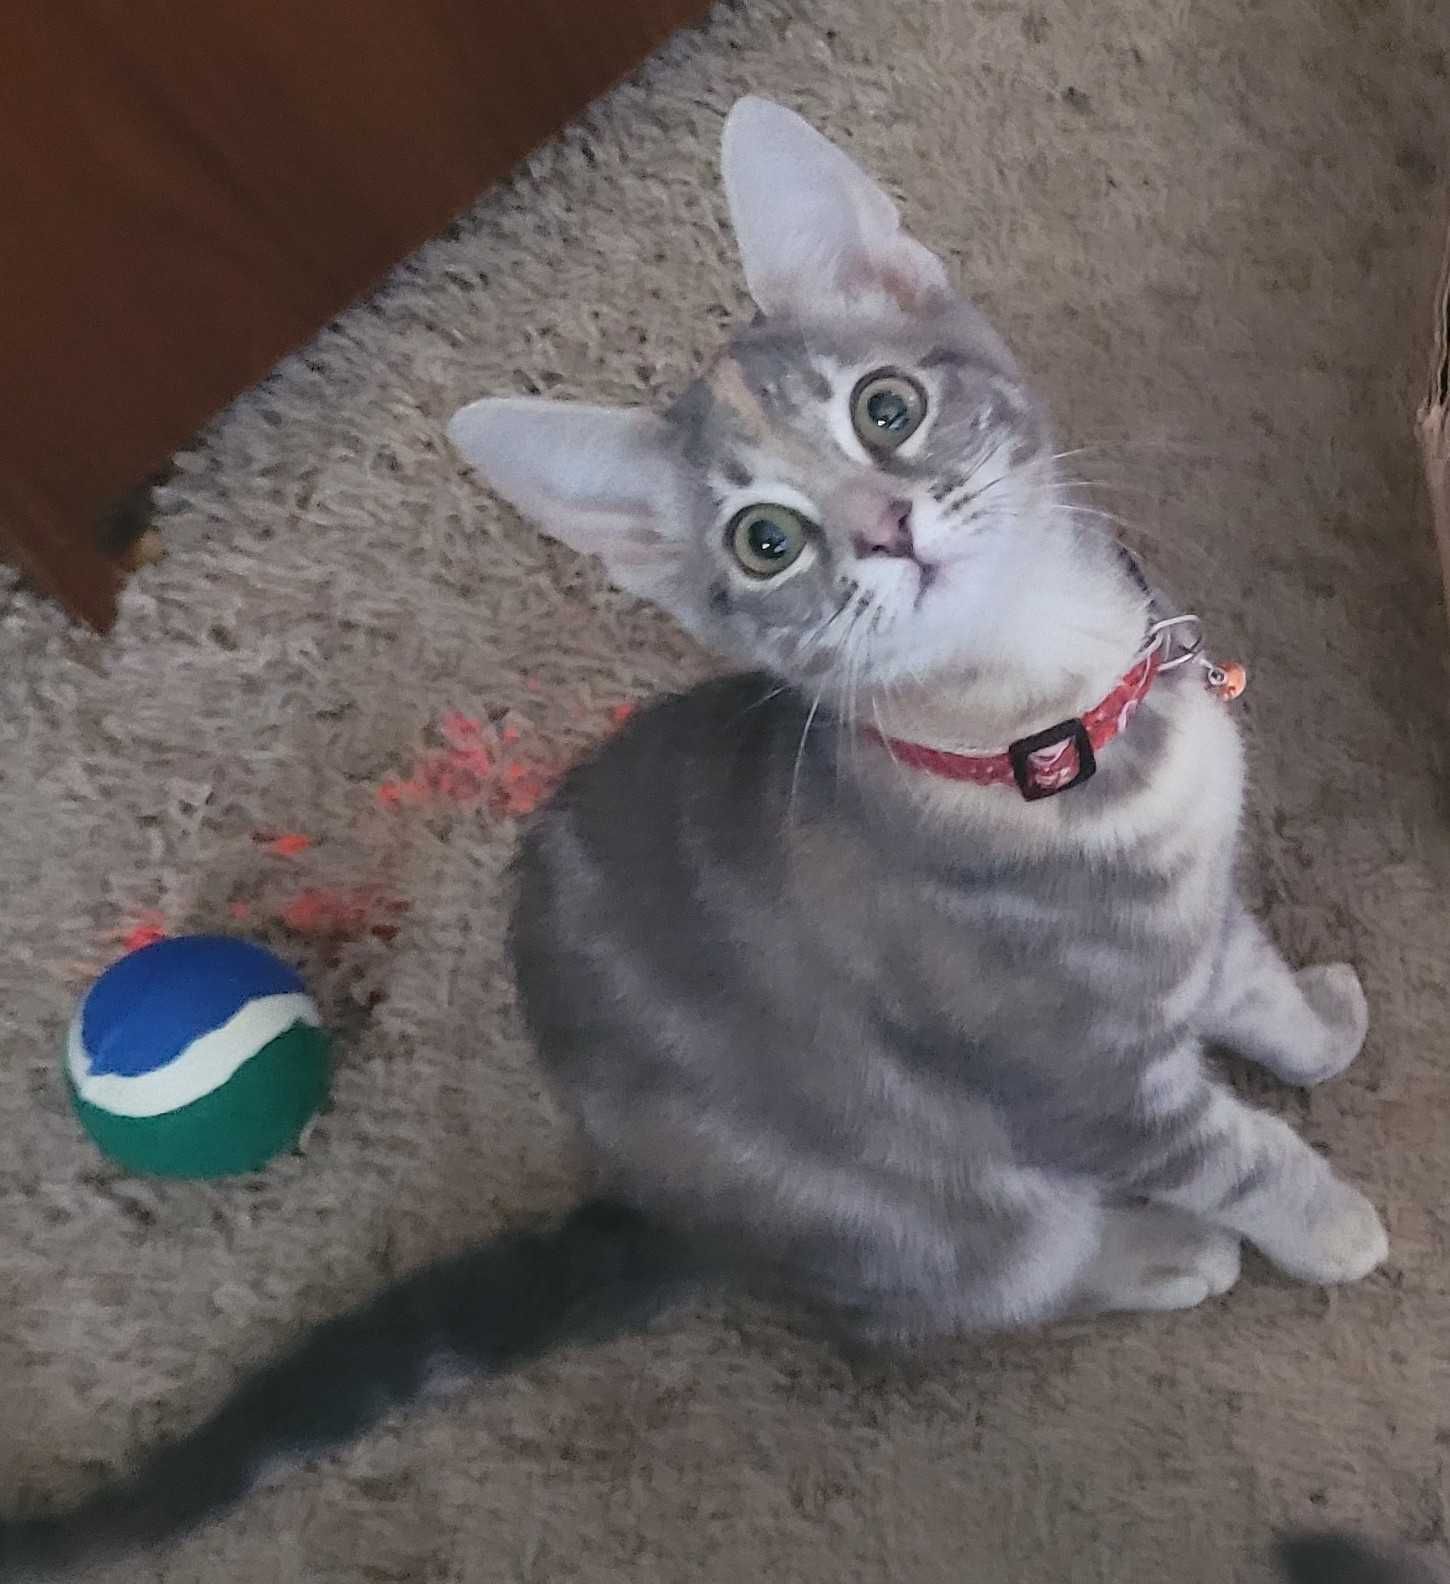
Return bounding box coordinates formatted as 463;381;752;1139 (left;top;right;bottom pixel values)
66;935;330;1178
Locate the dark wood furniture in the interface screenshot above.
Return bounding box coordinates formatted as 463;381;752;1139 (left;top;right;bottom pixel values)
0;1;709;627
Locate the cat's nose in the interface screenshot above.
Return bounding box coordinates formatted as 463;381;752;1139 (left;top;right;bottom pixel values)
852;499;915;560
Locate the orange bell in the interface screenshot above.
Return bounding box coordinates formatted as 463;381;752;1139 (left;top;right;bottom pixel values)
1205;659;1247;703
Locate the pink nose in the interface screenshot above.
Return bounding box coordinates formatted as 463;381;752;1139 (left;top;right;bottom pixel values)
852;499;915;560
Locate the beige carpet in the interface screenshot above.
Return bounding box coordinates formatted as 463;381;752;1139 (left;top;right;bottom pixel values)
4;0;1450;1578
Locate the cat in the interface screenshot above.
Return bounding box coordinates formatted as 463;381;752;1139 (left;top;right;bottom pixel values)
0;96;1388;1576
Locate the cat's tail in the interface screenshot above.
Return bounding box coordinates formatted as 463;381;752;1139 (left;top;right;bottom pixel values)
0;1199;696;1579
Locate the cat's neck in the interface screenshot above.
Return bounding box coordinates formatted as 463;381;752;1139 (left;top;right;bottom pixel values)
864;534;1150;753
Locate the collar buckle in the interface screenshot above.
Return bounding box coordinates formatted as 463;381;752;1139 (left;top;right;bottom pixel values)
1008;717;1097;801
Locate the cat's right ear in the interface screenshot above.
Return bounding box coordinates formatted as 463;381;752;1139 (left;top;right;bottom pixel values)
447;398;686;600
720;96;950;318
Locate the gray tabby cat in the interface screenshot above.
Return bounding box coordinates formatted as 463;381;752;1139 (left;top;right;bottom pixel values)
470;94;1388;1325
0;97;1387;1576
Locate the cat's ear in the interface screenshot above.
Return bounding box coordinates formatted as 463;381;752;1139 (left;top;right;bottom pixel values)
447;398;686;599
721;96;950;318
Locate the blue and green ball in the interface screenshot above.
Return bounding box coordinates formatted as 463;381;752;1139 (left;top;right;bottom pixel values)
67;935;330;1178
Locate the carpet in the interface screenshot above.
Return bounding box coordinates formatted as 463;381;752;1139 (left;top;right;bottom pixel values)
4;0;1450;1578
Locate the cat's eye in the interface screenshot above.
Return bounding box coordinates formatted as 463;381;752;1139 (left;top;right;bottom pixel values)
851;369;927;453
727;504;810;579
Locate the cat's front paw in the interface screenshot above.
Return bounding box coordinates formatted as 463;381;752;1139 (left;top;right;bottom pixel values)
1291;963;1369;1085
1261;1178;1388;1285
1089;1209;1242;1313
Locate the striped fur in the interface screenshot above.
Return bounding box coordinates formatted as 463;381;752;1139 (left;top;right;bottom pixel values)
485;98;1387;1336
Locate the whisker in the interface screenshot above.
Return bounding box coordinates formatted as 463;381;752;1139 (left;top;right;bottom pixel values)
788;687;824;822
869;683;921;800
834;604;873;794
735;680;795;719
1057;502;1215;571
1045;437;1222;465
1046;478;1172;500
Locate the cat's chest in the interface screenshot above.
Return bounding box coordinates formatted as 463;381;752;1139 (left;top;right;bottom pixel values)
793;822;1221;980
784;688;1241;1025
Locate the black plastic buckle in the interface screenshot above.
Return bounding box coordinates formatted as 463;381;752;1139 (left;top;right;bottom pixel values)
1007;718;1097;801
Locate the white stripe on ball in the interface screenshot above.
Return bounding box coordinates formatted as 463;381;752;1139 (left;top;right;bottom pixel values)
68;993;322;1118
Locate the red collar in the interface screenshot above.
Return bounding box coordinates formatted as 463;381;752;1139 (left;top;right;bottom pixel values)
864;649;1163;801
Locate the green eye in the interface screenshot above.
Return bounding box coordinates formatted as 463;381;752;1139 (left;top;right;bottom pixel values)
851;369;927;452
728;503;810;578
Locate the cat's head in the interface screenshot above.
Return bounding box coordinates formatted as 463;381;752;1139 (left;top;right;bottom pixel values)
450;98;1128;696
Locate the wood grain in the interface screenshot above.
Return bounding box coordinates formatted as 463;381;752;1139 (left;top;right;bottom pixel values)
0;0;709;627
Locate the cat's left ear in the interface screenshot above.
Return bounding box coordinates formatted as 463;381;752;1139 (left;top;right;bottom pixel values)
721;96;950;318
448;397;687;600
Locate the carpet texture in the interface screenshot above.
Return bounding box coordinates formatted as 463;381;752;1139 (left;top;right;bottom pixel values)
4;1;1450;1578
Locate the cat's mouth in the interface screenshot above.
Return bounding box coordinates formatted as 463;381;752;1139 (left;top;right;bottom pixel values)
912;559;940;611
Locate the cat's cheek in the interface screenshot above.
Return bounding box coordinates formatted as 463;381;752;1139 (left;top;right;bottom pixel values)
678;597;782;671
882;589;994;678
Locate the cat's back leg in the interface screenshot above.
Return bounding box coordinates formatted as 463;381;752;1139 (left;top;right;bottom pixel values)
771;1174;1238;1348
